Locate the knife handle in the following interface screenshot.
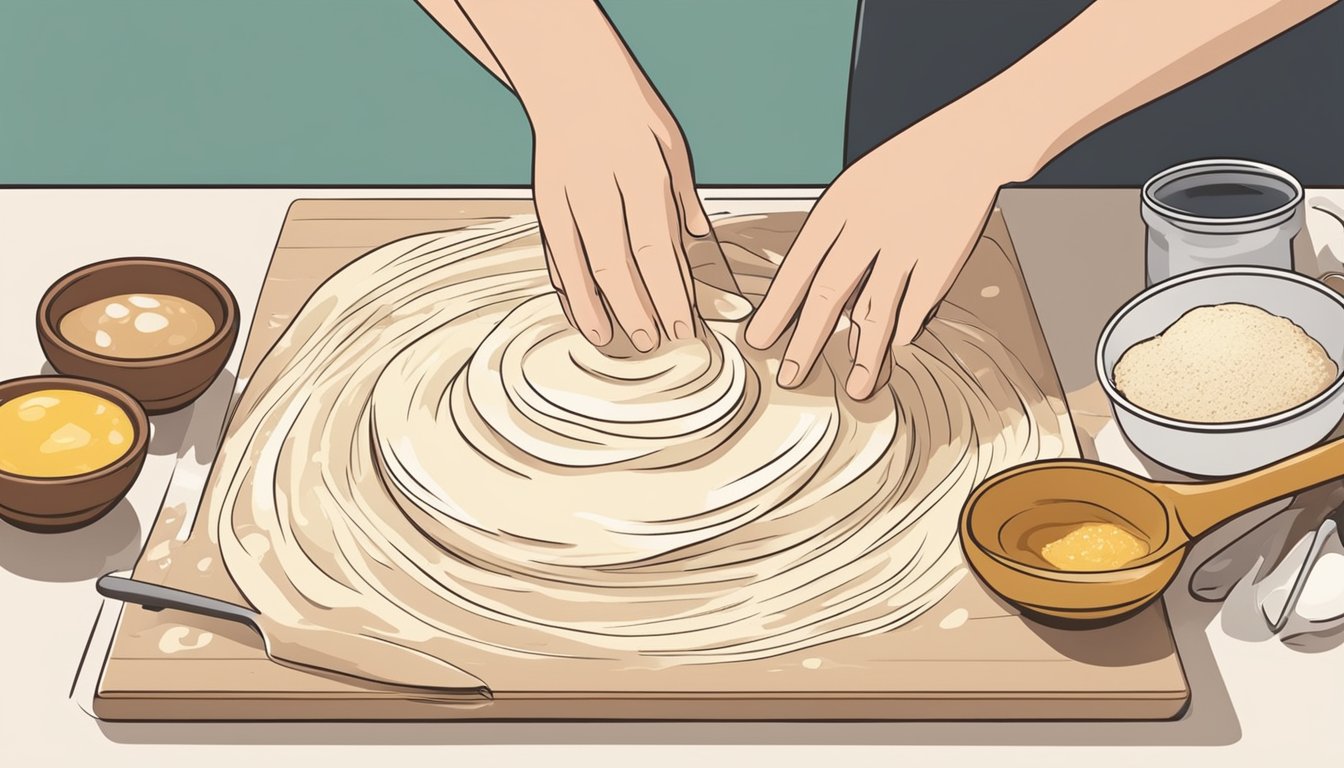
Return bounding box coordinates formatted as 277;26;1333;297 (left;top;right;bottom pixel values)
96;573;259;627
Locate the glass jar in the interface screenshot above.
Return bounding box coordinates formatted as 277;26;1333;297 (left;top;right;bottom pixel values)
1141;159;1304;285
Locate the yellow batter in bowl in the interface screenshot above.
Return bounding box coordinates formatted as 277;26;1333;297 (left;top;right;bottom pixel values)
0;388;133;477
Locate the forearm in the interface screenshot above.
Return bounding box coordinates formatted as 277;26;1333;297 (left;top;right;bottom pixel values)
414;1;511;88
422;0;653;125
959;0;1338;180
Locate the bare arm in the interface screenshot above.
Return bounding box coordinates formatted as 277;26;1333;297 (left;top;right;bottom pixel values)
748;0;1339;399
413;1;510;88
415;0;722;352
994;0;1338;178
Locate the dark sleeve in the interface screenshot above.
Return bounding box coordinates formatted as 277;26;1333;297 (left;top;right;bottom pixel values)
843;0;1344;186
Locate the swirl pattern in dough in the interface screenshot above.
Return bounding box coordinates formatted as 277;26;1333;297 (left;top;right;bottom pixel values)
206;215;1066;676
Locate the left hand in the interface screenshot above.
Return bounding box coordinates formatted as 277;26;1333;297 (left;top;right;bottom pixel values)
744;101;1037;400
530;79;711;351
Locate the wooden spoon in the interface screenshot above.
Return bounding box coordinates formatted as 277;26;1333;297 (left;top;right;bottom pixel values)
959;437;1344;622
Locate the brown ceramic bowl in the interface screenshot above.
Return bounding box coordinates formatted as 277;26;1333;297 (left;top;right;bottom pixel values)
0;376;150;533
37;257;239;413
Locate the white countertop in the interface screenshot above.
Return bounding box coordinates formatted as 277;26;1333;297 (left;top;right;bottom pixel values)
1;187;1342;767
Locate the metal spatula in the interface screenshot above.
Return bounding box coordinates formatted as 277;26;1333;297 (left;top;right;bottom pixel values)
96;573;490;697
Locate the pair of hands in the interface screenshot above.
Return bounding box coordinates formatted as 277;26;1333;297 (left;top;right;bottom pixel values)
535;82;1017;400
435;0;1336;400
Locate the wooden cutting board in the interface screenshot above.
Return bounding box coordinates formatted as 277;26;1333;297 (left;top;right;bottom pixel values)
93;198;1189;721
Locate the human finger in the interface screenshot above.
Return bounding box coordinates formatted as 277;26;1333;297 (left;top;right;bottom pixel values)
777;236;869;388
891;208;989;345
572;185;661;352
544;241;578;329
892;256;961;347
676;184;711;238
845;265;873;360
744;211;843;350
662;141;711;238
621;177;695;340
536;189;612;346
663;143;739;300
847;257;911;399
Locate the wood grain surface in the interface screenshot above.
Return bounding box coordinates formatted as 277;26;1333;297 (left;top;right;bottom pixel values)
93;198;1189;721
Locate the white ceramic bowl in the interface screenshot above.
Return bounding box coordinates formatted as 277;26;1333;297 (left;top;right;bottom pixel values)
1096;267;1344;477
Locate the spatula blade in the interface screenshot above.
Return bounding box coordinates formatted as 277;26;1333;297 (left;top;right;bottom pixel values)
256;619;490;698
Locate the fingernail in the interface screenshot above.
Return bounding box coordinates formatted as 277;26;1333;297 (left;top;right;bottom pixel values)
778;360;801;388
585;328;606;346
846;364;873;400
672;320;692;340
631;328;656;352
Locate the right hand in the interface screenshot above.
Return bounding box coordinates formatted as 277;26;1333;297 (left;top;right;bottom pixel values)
530;79;714;353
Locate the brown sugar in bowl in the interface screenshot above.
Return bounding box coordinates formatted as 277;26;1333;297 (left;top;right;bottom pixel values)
37;258;239;413
0;376;150;533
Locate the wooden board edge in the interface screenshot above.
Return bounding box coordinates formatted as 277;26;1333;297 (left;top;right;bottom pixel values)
95;198;1189;723
93;692;1190;722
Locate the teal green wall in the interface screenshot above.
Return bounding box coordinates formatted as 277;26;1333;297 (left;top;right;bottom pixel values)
0;1;854;185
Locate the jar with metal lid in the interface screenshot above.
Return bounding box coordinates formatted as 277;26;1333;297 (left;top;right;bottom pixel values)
1141;159;1304;285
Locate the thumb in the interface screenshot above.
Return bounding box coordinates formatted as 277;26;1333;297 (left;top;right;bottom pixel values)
678;187;712;237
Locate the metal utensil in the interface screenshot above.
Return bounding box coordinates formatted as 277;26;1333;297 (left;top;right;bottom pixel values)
96;574;489;696
1261;516;1342;633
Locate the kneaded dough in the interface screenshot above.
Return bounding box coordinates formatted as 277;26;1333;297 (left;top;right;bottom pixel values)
205;215;1065;678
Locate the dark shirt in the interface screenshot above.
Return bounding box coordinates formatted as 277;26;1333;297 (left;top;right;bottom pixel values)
844;0;1344;185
